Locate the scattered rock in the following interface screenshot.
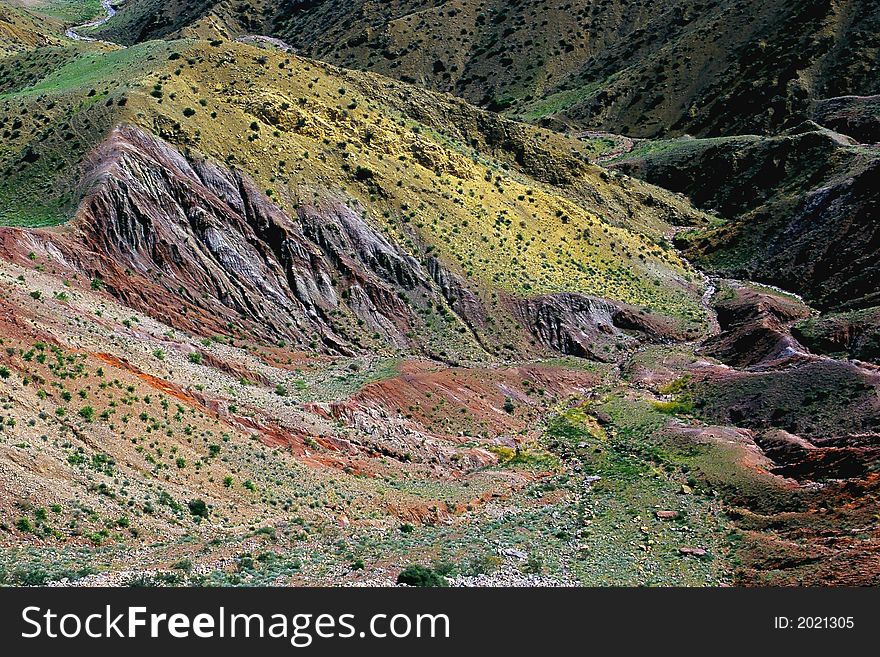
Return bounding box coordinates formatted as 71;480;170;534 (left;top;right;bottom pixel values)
502;548;528;560
679;547;708;557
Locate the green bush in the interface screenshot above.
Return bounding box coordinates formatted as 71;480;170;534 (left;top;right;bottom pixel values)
523;553;545;574
12;566;49;586
171;558;193;572
396;565;446;587
187;499;209;518
465;553;502;576
255;526;276;539
14;517;33;533
432;561;457;577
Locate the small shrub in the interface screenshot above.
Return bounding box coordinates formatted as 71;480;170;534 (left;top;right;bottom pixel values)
523;553;545;574
14;517;33;533
465;553;502;576
12;566;49;586
432;561;457;577
171;558;192;572
187;499;209;518
396;565;446;587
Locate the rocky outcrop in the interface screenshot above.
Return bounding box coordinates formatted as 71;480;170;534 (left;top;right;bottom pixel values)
701;284;812;367
73;125;402;352
3;125;495;357
513;293;684;362
1;124;700;365
753;429;880;482
793;306;880;364
426;256;487;329
814;95;880;144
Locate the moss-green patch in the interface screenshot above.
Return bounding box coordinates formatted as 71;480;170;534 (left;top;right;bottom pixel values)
514;74;619;123
652;398;694;415
488;444;558;470
600;392;801;515
1;42;167;100
536;398;733;585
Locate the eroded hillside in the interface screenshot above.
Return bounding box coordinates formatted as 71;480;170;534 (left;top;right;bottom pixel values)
0;33;715;359
0;1;878;587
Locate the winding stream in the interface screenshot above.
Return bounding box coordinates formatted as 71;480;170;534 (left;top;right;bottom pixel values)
64;0;118;43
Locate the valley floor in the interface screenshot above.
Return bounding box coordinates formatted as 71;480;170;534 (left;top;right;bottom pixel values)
2;245;877;586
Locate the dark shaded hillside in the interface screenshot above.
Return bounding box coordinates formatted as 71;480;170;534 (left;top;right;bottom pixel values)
814;95;880;144
84;0;217;43
94;0;880;138
613;127;880;312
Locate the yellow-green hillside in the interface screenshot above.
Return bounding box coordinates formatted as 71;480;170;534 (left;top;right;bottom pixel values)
0;32;711;330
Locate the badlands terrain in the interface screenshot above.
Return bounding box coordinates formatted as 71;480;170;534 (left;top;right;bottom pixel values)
0;0;878;586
